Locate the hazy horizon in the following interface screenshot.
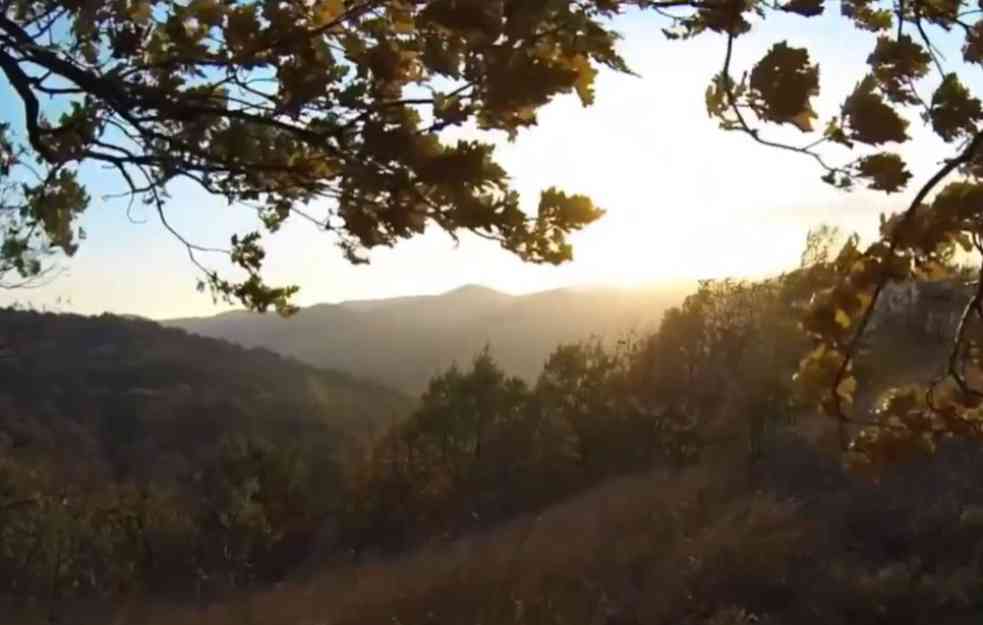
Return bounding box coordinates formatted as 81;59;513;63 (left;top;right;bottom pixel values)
159;279;699;321
167;280;686;393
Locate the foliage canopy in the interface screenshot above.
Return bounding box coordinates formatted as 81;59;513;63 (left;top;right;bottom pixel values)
0;0;622;311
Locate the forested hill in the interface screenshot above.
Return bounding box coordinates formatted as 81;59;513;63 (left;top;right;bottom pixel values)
166;284;688;393
0;309;411;481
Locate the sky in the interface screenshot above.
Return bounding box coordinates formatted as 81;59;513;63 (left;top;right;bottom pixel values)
0;5;974;319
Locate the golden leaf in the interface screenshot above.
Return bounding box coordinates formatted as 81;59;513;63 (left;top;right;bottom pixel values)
389;4;415;34
314;0;345;27
129;0;152;22
570;55;598;106
836;376;857;404
789;109;816;131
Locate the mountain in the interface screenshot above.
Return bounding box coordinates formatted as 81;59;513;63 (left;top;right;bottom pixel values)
166;284;687;393
0;309;411;482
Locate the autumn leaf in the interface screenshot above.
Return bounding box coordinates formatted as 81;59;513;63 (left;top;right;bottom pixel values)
856;153;912;193
312;0;345;28
841;0;893;31
834;308;852;329
823;118;853;147
128;1;152;23
836;376;858;405
225;5;261;55
931;74;983;142
705;73;730;118
964;21;983;64
867;35;931;104
843;76;909;145
570;55;599;106
930;182;983;224
790;110;815;132
747;42;820;131
388;3;415;34
697;0;753;36
783;0;825;16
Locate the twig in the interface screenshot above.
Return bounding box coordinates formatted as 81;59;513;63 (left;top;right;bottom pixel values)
719;28;848;177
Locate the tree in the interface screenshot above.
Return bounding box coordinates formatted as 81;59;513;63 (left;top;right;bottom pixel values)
193;432;321;586
629;275;808;470
535;338;663;477
648;0;983;467
344;349;540;543
7;1;983;462
0;0;620;312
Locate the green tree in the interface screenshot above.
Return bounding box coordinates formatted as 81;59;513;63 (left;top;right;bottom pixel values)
403;350;533;520
534;338;658;478
0;455;194;601
194;432;319;587
346;348;565;545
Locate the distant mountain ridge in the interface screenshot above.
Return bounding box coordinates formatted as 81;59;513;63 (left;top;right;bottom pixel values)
166;284;687;394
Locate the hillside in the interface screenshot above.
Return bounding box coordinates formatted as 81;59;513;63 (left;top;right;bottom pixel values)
7;273;983;624
166;284;687;393
0;309;411;482
96;436;983;625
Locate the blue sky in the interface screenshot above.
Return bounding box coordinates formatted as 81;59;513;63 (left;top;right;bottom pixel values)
0;5;974;319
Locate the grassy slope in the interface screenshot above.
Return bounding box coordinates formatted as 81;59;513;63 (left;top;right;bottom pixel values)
66;431;983;625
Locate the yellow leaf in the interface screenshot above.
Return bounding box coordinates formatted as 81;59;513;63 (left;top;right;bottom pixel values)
314;0;345;27
790;109;816;132
836;376;857;404
834;308;851;329
955;232;974;252
389;5;415;34
856;291;872;311
570;55;598;106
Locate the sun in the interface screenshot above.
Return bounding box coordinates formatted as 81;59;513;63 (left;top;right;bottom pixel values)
568;216;807;288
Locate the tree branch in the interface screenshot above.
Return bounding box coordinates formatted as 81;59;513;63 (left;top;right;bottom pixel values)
831;131;983;427
0;48;56;162
719;28;848;177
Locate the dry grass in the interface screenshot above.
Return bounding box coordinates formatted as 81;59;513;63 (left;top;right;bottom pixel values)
100;463;806;625
23;436;983;625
